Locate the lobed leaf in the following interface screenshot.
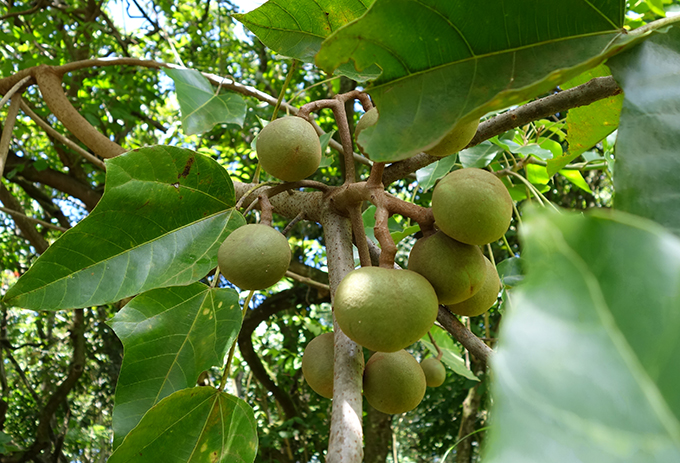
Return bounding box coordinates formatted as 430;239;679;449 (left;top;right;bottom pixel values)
3;146;244;310
109;387;258;463
110;283;242;448
165;68;247;135
485;208;680;462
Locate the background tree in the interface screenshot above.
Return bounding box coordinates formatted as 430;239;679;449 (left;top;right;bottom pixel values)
0;1;679;462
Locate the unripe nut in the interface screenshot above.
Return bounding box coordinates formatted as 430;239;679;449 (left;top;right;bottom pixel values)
432;168;513;245
363;350;427;414
256;116;322;182
334;267;439;353
218;224;291;290
302;332;334;399
420;357;446;388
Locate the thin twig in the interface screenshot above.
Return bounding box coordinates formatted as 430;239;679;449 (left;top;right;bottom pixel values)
285;270;330;292
0;206;68;231
20;101;106;170
0;75;32;108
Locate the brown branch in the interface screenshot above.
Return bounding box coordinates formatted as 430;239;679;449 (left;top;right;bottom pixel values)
20;101;106;170
0;0;47;20
382;76;622;185
4;150;102;211
0;94;21;178
34;65;125;159
0;181;49;254
437;306;493;366
0;206;67;232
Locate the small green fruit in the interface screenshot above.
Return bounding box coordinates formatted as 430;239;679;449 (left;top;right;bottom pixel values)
432;168;513;245
302;332;334;399
334;267;439;353
408;231;486;305
425;118;479;158
363;350;427;415
355;107;379;155
218;224;291;290
256;116;321;182
447;257;500;317
420;357;446;388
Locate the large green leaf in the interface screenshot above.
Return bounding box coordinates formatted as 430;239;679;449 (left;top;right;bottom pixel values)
485;209;680;462
315;0;651;162
608;26;680;236
165;68;247;135
232;0;373;62
110;283;242;448
3;146;244;310
109;387;258;463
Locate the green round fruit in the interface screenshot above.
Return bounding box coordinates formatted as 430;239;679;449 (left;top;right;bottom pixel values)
363;350;426;414
447;257;500;317
425;118;479;158
218;224;291;290
420;357;446;388
355;107;379;155
302;332;334;399
432;168;513;245
256;116;321;182
408;231;486;305
334;267;438;353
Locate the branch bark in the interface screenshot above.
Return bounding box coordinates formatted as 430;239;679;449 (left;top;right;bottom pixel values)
0;181;49;254
437;307;493;366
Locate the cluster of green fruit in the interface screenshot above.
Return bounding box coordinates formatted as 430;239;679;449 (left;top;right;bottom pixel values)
302;332;446;415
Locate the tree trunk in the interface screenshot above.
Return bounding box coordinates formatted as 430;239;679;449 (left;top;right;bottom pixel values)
455;372;484;463
363;404;392;463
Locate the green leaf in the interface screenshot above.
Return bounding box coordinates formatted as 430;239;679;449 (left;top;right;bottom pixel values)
109;284;242;448
485;208;680;462
165;68;247;135
459;141;503;169
496;257;524;288
415;154;457;192
315;0;649;162
362;204;401;243
547;64;623;176
232;0;374;62
109;387;258;463
559;169;593;194
3;146;245;310
420;326;477;381
608;26;680;236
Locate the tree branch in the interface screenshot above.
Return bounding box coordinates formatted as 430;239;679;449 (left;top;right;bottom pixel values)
437;307;493;366
382;76;622;185
0;181;49;254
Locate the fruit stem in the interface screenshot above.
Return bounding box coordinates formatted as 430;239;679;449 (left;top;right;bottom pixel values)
258;193;274;226
373;204;397;268
270;59;297;121
428;331;444;361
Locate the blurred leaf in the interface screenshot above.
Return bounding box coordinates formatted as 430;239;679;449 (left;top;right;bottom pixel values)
559;169;593;194
233;0;374;62
319;131;335;167
525;165;550;185
496;257;524;288
110;284;242;448
316;0;647;162
415;155;457;192
362;205;401;243
485;208;680;462
459;141;503;168
516;144;554;161
421;326;478;381
391;224;420;244
3;146;244;310
109;387;258;463
608;26;680;236
165;68;247;135
548;64;623;176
